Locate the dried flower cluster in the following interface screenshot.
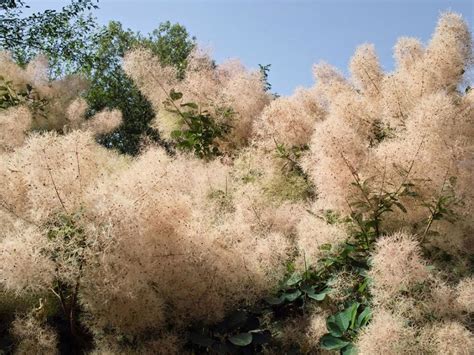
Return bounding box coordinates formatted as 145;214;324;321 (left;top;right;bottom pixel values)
298;12;474;256
123;49;270;149
0;11;472;354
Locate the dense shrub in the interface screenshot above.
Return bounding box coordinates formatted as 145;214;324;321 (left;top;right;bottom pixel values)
0;11;472;354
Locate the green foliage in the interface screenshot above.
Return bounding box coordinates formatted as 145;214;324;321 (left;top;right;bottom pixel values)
322;209;344;225
258;64;272;92
260;250;370;352
0;75;48;114
250;153;463;352
0;76;24;109
0;76;26;108
182;163;462;355
43;212;92;348
342;150;463;252
2;4;469;355
228;332;253;346
165;89;232;159
369;119;395;147
342;153;420;247
420;175;463;242
258;63;280;98
82;21;195;155
271;143;316;201
264;270;331;306
1;0;99;78
2;1;197;155
84;21;196;155
265;171;315;202
187;310;271;353
146;21;196;79
321;302;371;353
274;142;308;174
194;151;463;353
45;213;87;269
207;187;234;215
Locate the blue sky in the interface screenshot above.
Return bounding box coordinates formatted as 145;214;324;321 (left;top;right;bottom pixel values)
27;0;473;95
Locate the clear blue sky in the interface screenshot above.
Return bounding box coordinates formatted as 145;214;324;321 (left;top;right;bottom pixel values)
28;0;473;95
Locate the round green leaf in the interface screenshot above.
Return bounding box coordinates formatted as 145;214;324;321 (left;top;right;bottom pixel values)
284;272;302;287
342;343;358;355
283;290;302;302
320;334;350;350
229;332;252;346
327;315;344;337
169;89;183;101
356;306;372;328
307;291;327;301
300;284;314;293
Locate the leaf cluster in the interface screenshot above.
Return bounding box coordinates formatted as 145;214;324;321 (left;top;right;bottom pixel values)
1;0;99;78
187;310;271;354
0;75;48;115
166;89;232;159
272;143;316;201
85;21;196;155
321;302;371;354
2;2;197;155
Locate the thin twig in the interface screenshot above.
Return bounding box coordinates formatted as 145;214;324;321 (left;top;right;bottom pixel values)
149;71;192;126
340;152;374;210
392;135;426;197
361;65;381;95
74;140;82;198
420;169;451;243
345;197;370;249
42;148;68;213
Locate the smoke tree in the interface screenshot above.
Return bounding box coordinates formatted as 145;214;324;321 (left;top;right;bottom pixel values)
0;11;472;354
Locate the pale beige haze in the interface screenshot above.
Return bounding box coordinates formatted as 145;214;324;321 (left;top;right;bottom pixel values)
123;48;270;149
0;11;473;354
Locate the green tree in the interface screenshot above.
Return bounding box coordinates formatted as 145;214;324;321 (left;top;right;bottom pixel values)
83;21;196;154
0;0;99;78
2;0;196;155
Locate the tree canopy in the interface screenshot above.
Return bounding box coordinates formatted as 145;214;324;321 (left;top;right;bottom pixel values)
1;1;196;154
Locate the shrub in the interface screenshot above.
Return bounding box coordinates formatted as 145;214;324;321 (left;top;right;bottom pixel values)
0;11;472;354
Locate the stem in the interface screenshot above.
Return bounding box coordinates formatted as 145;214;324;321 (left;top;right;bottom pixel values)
392;135;426;197
69;278;81;338
374;217;380;239
373;160;388;239
420;170;450;243
75;140;82;198
148;71;192;126
54;279;68;317
361;65;381;95
340;153;374;209
421;213;435;244
346;198;370;249
42;148;68;213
